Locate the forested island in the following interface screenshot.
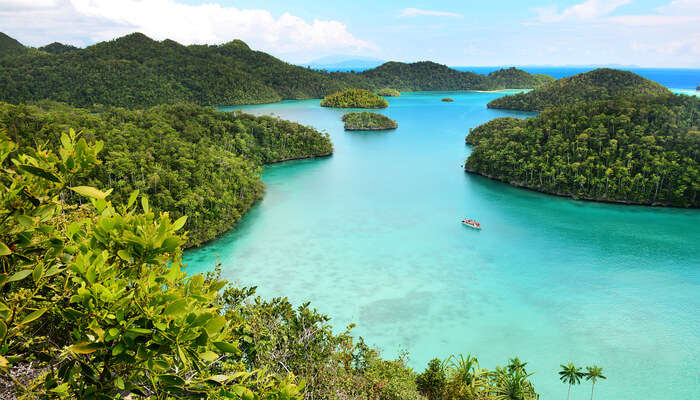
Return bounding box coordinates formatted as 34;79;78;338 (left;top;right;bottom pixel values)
466;94;700;207
0;102;332;247
342;112;398;130
376;88;401;97
487;68;670;111
321;89;389;108
0;32;553;108
442;97;455;102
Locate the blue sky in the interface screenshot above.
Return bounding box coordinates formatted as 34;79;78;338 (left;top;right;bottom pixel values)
1;0;699;67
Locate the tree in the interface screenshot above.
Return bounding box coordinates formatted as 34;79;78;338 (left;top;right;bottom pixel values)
559;362;585;400
416;358;447;400
585;365;606;400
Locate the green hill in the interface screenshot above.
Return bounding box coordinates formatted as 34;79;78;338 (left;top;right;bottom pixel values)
342;112;397;130
321;88;388;108
1;101;332;247
466;94;700;207
38;42;80;54
0;32;28;58
0;32;552;108
487;68;671;111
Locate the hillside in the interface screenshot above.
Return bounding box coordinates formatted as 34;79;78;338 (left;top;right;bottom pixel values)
487;68;671;111
321;88;388;108
0;32;28;58
0;32;552;108
466;94;700;207
38;42;80;54
0;101;333;247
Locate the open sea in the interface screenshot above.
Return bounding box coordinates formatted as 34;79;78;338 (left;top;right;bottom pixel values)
184;71;700;399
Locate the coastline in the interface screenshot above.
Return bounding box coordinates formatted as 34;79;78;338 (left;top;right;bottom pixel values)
464;168;696;209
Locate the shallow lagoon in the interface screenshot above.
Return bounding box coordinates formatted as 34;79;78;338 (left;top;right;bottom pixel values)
185;92;700;399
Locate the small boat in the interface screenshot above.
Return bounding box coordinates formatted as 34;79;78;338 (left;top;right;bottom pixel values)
461;218;482;229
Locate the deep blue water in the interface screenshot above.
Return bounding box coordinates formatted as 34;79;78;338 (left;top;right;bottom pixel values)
184;91;700;400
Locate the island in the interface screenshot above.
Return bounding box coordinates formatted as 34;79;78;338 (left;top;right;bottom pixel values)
321;88;389;108
375;88;401;97
442;97;454;102
466;94;700;207
487;68;670;111
342;112;398;130
697;84;699;91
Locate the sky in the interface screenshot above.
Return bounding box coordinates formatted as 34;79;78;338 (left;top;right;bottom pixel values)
1;0;699;67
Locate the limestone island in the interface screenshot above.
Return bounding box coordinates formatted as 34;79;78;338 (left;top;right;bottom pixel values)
375;88;401;97
342;112;398;131
442;97;454;102
321;88;388;109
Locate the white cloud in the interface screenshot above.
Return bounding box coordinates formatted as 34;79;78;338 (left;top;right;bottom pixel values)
535;0;630;23
399;8;463;18
0;0;376;60
0;0;59;9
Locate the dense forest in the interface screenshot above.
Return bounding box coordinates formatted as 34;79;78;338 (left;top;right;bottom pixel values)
487;69;671;111
465;94;700;207
0;102;332;247
360;63;553;92
0;32;553;108
321;89;388;109
342;112;398;130
0;121;551;399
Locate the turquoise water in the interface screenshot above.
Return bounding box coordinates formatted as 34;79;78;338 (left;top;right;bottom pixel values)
184;92;700;400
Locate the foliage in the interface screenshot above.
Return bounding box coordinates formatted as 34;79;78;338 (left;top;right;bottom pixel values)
375;88;401;97
0;131;307;399
415;355;538;400
485;67;554;90
465;94;700;207
442;98;454;102
0;32;551;108
321;89;389;109
342;112;397;130
559;363;585;400
584;365;605;400
487;68;670;111
1;102;333;247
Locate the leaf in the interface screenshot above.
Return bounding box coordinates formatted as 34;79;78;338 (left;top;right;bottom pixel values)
0;355;8;368
127;327;152;335
204;315;226;335
159;374;185;388
141;196;149;214
213;342;238;354
32;264;43;283
50;382;69;394
171;215;187;231
127;190;139;209
163;298;188;317
0;320;6;339
69;186;107;200
14;214;34;227
19;164;62;183
20;308;47;325
7;269;31;282
206;375;229;384
0;242;10;256
115;376;125;390
68;342;102;354
199;350;219;362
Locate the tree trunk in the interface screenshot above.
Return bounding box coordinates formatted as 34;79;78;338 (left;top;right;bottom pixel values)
568;383;571;400
590;382;595;400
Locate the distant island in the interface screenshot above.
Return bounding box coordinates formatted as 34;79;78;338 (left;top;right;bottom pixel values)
321;89;388;108
342;112;398;130
376;88;401;97
487;68;670;111
0;32;553;108
466;94;700;207
442;97;454;102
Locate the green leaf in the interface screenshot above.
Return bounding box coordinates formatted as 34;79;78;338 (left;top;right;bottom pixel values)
19;164;62;183
68;342;102;354
213;342;238;354
204;315;226;335
127;190;140;209
115;376;125;390
14;214;34;227
7;269;31;282
158;374;185;388
206;375;229;384
32;264;43;283
172;216;187;231
199;351;218;362
20;308;47;325
163;299;188;317
141;196;149;214
69;186;107;200
0;242;10;256
127;327;152;335
50;382;69;394
0;320;6;339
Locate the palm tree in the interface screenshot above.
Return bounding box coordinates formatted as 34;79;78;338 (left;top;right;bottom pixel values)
559;362;584;400
507;356;528;374
585;365;606;400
